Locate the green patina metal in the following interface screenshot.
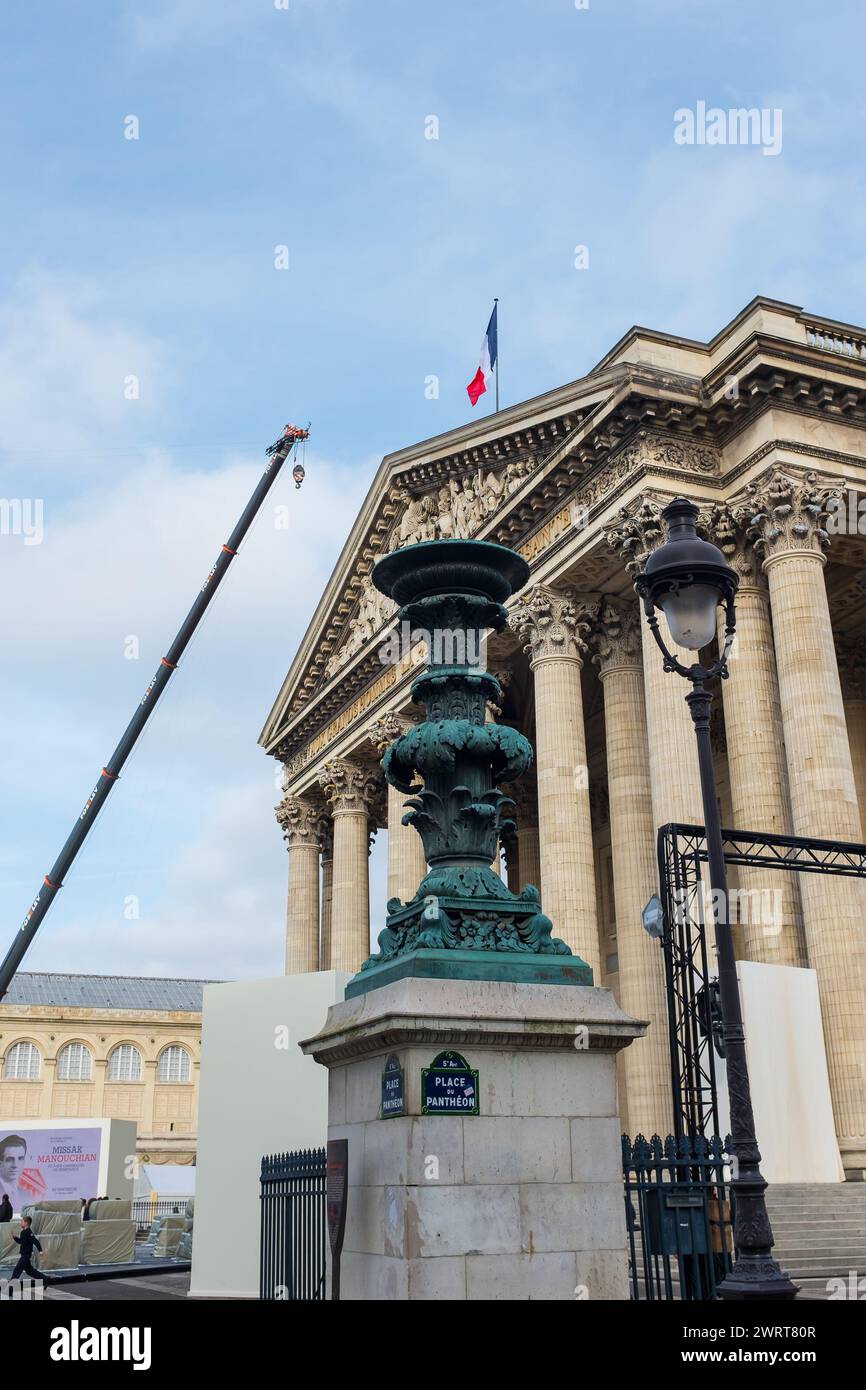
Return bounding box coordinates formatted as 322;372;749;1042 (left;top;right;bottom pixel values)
356;538;591;985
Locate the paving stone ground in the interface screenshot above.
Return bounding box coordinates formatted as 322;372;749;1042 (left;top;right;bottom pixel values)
43;1271;191;1301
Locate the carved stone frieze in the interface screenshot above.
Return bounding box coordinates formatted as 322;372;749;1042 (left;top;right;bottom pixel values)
388;457;540;554
324;576;397;678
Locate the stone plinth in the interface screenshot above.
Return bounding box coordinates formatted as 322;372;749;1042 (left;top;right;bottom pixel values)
301;976;644;1301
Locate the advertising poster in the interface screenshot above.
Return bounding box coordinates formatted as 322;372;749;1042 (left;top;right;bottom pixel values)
0;1128;102;1211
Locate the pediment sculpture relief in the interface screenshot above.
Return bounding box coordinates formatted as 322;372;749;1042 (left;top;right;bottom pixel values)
323;456;539;679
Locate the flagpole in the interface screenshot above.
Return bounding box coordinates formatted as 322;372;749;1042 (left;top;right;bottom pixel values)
494;298;499;412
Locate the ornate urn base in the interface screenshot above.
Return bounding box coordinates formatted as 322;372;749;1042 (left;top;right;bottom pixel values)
353;539;591;995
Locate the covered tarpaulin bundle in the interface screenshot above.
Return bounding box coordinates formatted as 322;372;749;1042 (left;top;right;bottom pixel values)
21;1199;81;1217
81;1219;135;1265
89;1198;132;1221
29;1209;80;1236
36;1232;81;1270
0;1221;22;1264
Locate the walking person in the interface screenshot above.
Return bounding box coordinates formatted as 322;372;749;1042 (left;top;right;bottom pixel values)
11;1216;49;1285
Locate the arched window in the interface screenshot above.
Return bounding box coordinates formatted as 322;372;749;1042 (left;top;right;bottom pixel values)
56;1043;93;1082
3;1042;41;1080
157;1046;191;1083
107;1044;142;1082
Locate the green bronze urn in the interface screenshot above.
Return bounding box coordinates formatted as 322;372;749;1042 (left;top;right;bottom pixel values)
351;538;592;994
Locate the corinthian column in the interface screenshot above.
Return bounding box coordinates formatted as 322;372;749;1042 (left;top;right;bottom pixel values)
703;503;805;966
318;759;380;974
592;597;671;1136
368;714;427;904
837;635;866;832
511;778;541;893
512;587;599;975
275;796;323;975
747;468;866;1171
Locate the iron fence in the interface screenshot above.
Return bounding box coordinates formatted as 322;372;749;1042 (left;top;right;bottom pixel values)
260;1147;327;1300
623;1132;734;1300
132;1197;192;1235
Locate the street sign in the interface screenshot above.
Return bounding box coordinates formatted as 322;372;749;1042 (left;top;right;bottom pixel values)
422;1050;479;1116
381;1053;405;1118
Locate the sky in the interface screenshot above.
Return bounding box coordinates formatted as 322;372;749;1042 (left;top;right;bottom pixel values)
1;0;864;983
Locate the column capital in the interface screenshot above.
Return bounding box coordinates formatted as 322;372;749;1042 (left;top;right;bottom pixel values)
319;758;382;816
699;500;765;588
590;597;642;678
733;468;846;567
366;712;415;756
275;796;324;848
836;633;866;701
511;585;589;666
603;494;667;574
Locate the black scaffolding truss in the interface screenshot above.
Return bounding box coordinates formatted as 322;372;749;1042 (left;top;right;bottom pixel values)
657;822;866;1141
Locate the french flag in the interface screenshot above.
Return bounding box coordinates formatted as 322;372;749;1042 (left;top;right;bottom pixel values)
466;303;498;407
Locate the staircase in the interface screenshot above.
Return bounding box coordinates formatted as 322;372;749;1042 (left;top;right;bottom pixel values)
766;1184;866;1300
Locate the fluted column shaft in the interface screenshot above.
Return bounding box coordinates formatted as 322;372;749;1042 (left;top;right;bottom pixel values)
319;760;379;975
837;637;866;835
320;830;334;970
386;781;427;902
594;600;672;1136
716;584;804;965
367;714;427;904
330;809;370;971
763;547;866;1167
514;588;599;976
640;620;705;827
275;797;322;976
846;700;866;830
517;824;541;892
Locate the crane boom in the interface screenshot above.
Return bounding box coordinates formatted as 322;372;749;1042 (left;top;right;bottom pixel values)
1;422;310;1001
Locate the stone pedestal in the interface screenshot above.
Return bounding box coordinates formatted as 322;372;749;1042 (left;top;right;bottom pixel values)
301;975;644;1301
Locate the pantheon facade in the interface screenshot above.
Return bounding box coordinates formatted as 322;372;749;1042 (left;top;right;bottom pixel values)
261;297;866;1177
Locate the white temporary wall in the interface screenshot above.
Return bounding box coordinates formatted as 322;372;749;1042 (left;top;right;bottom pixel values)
190;971;350;1299
716;962;844;1183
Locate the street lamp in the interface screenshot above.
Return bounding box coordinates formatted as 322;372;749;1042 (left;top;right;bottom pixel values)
634;497;798;1301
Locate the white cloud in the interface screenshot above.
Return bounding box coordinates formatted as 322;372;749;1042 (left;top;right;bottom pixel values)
0;273;168;470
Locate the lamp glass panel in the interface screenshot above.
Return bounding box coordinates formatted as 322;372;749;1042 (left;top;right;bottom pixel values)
658;584;719;651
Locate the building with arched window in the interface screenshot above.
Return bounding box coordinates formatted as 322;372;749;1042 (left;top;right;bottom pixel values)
0;974;212;1166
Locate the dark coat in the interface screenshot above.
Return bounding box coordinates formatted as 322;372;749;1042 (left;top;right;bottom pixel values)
0;1199;12;1222
13;1227;41;1259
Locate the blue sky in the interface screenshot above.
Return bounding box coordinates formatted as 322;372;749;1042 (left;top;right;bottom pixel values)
1;0;864;981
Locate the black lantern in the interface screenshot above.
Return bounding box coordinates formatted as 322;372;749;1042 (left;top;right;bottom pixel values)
635;497;798;1302
635;497;738;674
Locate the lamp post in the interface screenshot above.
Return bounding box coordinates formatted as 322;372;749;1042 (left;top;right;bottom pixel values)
634;497;798;1301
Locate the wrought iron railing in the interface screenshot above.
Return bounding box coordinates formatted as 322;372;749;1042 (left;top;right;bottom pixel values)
622;1133;734;1301
260;1147;327;1300
132;1196;192;1235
